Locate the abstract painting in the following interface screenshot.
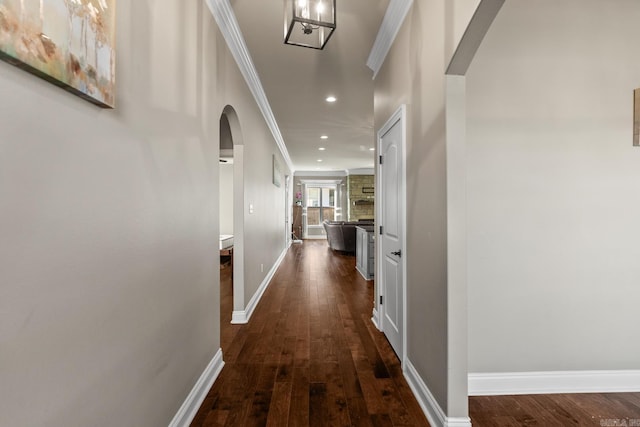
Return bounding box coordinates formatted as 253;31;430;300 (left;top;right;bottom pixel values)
635;89;640;146
0;0;115;108
272;154;281;187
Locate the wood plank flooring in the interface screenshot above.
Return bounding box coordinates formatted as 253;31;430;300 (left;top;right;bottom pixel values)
192;239;640;426
470;393;640;426
191;240;430;426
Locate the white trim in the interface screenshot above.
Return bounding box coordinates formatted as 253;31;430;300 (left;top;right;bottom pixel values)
346;168;375;175
366;0;414;78
376;104;408;366
231;310;248;324
231;143;246;319
205;0;294;173
404;359;472;427
294;170;347;177
371;307;381;330
168;349;225;427
230;246;289;324
444;75;469;417
299;179;343;186
469;370;640;396
446;418;474;427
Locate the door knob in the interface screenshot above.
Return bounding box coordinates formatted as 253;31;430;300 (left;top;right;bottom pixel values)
391;250;401;257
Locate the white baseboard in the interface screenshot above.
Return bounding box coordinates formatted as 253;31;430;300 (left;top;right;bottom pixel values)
469;370;640;396
371;308;381;330
168;348;224;427
230;246;288;324
404;359;472;427
230;310;247;324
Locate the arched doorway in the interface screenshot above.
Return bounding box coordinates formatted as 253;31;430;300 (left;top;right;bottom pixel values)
219;105;246;325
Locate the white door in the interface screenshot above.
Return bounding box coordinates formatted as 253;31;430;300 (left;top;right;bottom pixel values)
378;106;405;361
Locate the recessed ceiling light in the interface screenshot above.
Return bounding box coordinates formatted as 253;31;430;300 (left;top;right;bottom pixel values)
317;159;323;162
325;96;337;103
320;135;328;139
318;147;326;151
369;147;375;151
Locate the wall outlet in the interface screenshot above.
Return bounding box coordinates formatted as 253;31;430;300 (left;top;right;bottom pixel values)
260;263;264;273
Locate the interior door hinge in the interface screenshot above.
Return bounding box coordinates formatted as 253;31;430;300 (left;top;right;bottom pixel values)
379;225;383;235
380;295;383;305
379;155;383;165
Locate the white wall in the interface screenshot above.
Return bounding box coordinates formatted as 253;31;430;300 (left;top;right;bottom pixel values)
467;0;640;373
0;2;289;426
219;163;234;235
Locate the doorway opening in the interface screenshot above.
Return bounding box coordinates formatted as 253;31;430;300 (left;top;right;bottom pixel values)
219;111;234;337
297;179;343;239
219;106;247;330
305;184;336;238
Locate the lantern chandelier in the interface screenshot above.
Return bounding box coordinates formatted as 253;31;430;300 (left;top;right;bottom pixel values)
284;0;336;50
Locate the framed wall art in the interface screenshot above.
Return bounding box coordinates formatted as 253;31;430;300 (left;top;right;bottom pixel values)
272;154;281;187
634;89;640;146
0;0;116;108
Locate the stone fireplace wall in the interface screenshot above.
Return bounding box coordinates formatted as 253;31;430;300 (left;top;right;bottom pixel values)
347;175;374;221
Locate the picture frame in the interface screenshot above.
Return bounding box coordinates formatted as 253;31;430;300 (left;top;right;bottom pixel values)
634;89;640;146
272;154;281;187
0;0;116;108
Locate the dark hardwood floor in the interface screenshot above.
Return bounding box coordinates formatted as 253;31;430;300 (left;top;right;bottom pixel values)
470;393;640;426
192;240;640;426
191;240;429;426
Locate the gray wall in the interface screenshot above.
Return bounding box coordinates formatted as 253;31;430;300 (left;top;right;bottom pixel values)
219;163;234;235
375;0;448;411
219;49;290;306
0;2;289;426
374;0;479;422
373;0;479;418
467;0;640;372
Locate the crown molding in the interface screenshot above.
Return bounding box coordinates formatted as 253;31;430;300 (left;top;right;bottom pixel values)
294;170;348;177
347;168;374;175
205;0;295;173
366;0;414;79
299;179;343;185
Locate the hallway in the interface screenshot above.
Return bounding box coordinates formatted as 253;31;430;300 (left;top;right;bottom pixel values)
189;240;640;426
191;240;430;426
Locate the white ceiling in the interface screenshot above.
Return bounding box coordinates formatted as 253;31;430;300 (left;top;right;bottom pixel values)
231;0;389;172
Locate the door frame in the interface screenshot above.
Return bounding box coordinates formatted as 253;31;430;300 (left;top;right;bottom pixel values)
220;105;247;325
374;104;408;366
